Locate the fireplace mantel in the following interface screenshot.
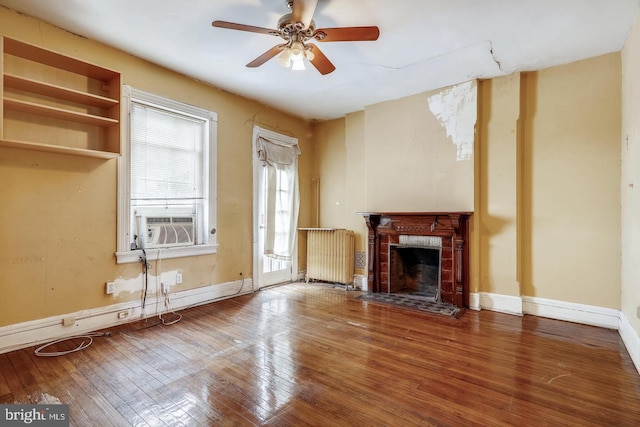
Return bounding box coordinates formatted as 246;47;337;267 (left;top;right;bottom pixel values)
358;212;472;307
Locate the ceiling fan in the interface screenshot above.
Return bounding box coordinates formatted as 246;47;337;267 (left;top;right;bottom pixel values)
212;0;379;75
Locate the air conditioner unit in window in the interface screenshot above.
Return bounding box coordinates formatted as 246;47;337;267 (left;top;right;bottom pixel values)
140;215;196;249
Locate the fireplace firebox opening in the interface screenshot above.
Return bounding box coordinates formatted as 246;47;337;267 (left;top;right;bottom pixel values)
389;245;442;302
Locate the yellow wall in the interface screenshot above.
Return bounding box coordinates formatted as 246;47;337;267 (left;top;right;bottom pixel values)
476;54;621;307
345;111;369;273
312;114;369;276
521;54;621;307
312;119;347;228
622;11;640;333
477;74;521;297
363;85;476;212
0;8;312;327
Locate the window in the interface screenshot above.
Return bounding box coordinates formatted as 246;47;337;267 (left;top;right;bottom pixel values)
116;87;217;263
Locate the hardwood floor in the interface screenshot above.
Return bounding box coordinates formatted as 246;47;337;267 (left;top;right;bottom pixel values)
1;282;639;426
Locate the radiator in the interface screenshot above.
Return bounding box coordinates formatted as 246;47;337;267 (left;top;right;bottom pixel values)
304;228;355;285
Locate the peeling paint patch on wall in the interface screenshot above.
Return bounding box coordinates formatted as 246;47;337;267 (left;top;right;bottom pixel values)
428;80;477;161
111;269;181;298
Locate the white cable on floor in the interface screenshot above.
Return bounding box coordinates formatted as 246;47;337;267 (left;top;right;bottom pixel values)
155;249;182;326
159;293;182;326
34;332;111;357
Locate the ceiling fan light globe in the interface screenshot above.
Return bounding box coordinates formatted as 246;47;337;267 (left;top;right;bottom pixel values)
291;41;304;58
278;57;292;68
291;58;306;71
304;49;315;61
277;49;292;67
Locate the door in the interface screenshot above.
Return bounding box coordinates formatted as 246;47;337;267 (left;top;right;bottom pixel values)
253;127;299;289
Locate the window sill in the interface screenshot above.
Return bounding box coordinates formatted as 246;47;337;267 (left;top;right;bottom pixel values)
116;244;219;264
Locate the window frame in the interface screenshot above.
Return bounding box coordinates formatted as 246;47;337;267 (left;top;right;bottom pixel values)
116;86;218;264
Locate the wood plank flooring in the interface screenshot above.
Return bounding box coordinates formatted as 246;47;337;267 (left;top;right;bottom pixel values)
1;282;639;426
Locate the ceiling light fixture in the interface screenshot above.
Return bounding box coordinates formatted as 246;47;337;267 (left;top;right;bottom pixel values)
277;39;314;71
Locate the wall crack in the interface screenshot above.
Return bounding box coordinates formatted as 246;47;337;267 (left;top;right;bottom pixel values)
489;41;503;72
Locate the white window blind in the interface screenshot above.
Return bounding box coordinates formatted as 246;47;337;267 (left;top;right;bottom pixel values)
130;103;205;206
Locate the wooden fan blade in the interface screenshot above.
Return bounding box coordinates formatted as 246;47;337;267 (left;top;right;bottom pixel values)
291;0;318;29
246;44;285;68
307;44;336;75
316;26;380;42
212;20;277;36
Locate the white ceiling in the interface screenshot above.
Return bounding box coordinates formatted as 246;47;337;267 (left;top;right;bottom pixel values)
0;0;638;121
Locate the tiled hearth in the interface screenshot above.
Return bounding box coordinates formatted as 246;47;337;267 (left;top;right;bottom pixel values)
359;212;472;308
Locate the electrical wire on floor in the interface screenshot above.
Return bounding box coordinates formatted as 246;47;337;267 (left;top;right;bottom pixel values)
155;249;182;326
159;290;182;326
154;271;246;324
140;248;150;318
34;332;111;357
232;272;245;296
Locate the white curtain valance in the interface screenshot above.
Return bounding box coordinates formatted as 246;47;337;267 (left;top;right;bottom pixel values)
257;136;301;166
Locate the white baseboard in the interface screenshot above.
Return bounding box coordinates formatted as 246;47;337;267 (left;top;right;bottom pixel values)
619;311;640;373
472;292;523;315
468;293;481;311
469;292;619;329
522;296;619;330
0;278;253;355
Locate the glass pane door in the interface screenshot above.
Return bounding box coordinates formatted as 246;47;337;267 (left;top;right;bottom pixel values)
257;165;293;288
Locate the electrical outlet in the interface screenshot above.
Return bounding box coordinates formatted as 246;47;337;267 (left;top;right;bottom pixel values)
176;272;183;284
105;281;115;295
62;317;75;326
161;282;169;294
117;310;129;319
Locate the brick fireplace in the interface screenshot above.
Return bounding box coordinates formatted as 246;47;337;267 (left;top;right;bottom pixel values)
359;212;472;308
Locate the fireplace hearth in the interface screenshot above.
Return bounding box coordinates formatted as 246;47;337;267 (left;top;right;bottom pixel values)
359;212;472;308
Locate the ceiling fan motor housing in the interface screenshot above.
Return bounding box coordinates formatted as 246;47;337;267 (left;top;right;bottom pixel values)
278;13;316;36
